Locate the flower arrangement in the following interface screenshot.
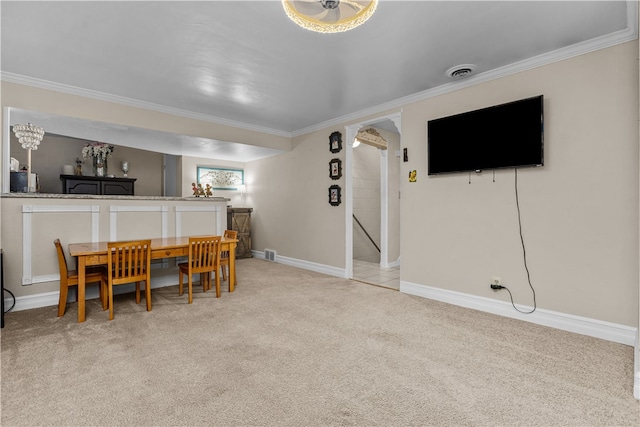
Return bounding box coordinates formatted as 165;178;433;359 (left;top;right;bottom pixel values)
82;142;114;160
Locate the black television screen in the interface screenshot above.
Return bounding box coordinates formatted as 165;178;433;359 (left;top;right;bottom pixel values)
427;95;544;175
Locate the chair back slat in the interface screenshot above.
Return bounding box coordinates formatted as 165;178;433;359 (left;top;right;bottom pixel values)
108;240;151;285
220;230;237;261
188;236;221;273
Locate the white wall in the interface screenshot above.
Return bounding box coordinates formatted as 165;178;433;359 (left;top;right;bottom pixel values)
381;129;401;265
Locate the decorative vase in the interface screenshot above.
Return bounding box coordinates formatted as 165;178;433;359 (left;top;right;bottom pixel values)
93;156;107;177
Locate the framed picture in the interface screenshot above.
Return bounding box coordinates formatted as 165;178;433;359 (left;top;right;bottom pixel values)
329;131;342;153
197;167;244;190
329;158;342;180
329;185;341;206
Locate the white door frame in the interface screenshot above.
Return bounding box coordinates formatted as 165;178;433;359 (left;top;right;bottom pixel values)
344;111;401;279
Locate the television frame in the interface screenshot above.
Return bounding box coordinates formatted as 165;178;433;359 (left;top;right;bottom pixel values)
427;95;544;176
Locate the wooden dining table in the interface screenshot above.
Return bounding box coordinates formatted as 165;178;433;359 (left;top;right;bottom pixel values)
69;236;238;322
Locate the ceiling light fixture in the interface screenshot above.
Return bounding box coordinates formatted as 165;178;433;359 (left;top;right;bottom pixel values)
282;0;378;34
12;122;45;192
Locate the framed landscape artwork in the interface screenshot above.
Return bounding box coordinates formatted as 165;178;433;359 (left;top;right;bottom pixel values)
197;167;244;190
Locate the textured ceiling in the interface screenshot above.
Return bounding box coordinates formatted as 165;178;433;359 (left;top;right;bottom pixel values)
1;1;636;160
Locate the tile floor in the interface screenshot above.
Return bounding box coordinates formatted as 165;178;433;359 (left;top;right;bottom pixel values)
352;259;400;291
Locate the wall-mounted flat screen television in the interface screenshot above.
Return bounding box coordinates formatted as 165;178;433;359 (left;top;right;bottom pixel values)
427;95;544;175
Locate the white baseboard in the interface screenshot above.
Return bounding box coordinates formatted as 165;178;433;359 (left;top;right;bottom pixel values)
252;250;346;278
400;280;637;347
634;331;640;400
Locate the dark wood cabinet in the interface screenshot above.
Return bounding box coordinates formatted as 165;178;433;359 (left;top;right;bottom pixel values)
227;207;252;258
60;175;136;195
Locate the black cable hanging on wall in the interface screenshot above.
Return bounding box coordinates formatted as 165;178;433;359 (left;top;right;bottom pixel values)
507;168;537;314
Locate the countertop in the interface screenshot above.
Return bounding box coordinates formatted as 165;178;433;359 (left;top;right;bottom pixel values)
1;193;230;202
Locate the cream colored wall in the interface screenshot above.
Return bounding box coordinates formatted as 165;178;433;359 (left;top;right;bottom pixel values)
0;81;291;153
247;41;638;327
247;129;346;267
9;134;163;196
399;41;638;326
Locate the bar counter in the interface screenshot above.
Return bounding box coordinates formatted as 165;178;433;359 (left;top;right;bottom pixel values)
0;193;231;314
1;192;230;202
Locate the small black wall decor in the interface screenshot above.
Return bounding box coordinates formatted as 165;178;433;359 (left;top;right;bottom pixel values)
329;131;342;153
329;158;342;180
329;185;341;206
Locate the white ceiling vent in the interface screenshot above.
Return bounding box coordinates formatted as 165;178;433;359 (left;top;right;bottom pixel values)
446;64;477;79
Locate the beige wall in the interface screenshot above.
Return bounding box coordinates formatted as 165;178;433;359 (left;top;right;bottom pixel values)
248;41;639;327
399;41;638;326
0;81;291;154
247;129;346;267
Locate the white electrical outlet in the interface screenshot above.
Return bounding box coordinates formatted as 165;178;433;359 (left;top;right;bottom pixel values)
492;276;502;286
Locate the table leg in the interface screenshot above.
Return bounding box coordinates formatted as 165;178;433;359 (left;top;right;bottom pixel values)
229;242;236;292
77;256;86;323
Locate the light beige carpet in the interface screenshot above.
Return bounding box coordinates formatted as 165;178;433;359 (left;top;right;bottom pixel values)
1;258;638;426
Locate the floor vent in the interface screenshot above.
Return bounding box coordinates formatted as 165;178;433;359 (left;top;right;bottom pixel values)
264;249;276;262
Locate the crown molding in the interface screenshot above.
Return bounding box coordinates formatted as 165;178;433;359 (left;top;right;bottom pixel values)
0;72;292;139
292;1;638;137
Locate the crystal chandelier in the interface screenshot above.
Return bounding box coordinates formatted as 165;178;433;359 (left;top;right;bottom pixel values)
12;123;45;192
12;123;45;150
282;0;378;34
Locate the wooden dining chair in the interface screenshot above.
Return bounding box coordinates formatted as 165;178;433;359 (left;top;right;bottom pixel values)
220;229;238;289
178;235;222;303
106;239;152;320
54;239;107;317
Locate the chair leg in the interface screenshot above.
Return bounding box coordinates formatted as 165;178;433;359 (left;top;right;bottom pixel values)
200;273;206;293
215;270;221;298
135;282;141;304
221;264;228;281
179;270;184;296
101;277;108;311
108;283;115;321
57;285;68;317
145;280;151;312
188;272;193;304
228;267;236;292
